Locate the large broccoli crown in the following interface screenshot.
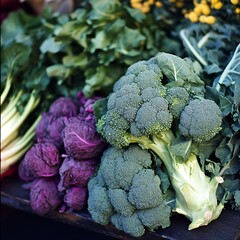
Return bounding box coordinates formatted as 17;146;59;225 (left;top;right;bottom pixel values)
179;99;222;142
87;145;171;237
96;52;205;148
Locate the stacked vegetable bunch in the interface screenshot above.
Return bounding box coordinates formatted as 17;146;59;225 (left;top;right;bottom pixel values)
88;51;239;237
18;92;106;214
1;0;182;178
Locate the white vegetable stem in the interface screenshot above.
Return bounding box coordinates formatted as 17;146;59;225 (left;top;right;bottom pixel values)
0;115;41;175
1;93;40;149
215;43;240;92
180;29;208;66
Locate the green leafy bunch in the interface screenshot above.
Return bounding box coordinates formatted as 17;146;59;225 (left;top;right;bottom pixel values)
45;0;181;97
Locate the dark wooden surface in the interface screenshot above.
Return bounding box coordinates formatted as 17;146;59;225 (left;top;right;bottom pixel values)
1;175;240;240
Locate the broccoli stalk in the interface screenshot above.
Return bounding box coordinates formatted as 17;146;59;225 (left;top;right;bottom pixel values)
94;52;225;230
126;131;224;230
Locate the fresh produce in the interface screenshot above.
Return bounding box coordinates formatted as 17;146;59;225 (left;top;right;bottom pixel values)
29;177;63;215
1;0;239;238
62;117;106;160
1;1;181;178
88;144;172;237
18;92;106;213
41;0;181;97
58;157;99;191
0;43;42;177
204;44;240;211
93;52;226;233
63;186;88;211
18;143;61;181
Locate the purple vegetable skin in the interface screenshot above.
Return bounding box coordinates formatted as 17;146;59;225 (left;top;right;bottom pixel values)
58;157;98;191
35;112;52;141
49;97;78;118
30;177;62;214
62;117;106;160
64;186;87;210
18;143;61;181
47;116;68;149
77;91;102;120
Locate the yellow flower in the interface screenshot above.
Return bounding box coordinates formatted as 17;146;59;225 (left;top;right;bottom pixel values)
188;11;199;22
231;0;239;5
210;0;219;4
201;5;211;15
194;4;203;14
205;15;216;24
148;0;155;5
235;7;240;14
131;0;141;3
155;1;162;7
212;2;223;9
199;15;207;23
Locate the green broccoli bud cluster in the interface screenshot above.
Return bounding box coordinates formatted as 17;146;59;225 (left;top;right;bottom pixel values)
87;145;171;237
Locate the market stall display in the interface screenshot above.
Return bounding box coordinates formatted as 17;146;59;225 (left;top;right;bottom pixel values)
1;1;240;239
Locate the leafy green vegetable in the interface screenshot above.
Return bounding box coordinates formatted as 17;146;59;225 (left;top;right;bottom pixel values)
204;44;240;211
46;0;181;97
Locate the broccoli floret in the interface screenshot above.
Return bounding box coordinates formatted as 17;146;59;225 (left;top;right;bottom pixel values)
87;145;172;237
166;87;190;119
108;189;135;216
179;99;222;142
134;97;173;136
110;213;145;237
87;178;114;225
137;203;171;231
128;169;163;209
94;52;225;230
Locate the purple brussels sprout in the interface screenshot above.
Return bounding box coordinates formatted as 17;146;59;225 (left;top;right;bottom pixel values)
58;157;98;191
35;112;52;141
30;177;62;214
35;113;68;150
18;143;61;181
62;117;106;160
77;91;102;121
49;97;79;118
47;116;68;149
64;186;88;210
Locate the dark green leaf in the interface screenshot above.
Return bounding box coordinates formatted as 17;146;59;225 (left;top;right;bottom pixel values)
40;37;63;53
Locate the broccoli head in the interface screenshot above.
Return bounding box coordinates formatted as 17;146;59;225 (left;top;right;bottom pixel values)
87;145;172;237
96;52;206;148
179;99;222;142
93;52;225;230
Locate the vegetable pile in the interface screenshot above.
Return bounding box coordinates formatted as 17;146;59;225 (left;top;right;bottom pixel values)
91;52;225;235
18;93;106;214
1;0;239;238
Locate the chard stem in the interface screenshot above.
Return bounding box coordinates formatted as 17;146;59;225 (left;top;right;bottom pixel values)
1;93;40;146
1;75;12;106
180;29;208;66
1;143;32;175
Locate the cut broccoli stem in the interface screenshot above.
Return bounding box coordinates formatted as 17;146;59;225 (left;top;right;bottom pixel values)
124;131;224;230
